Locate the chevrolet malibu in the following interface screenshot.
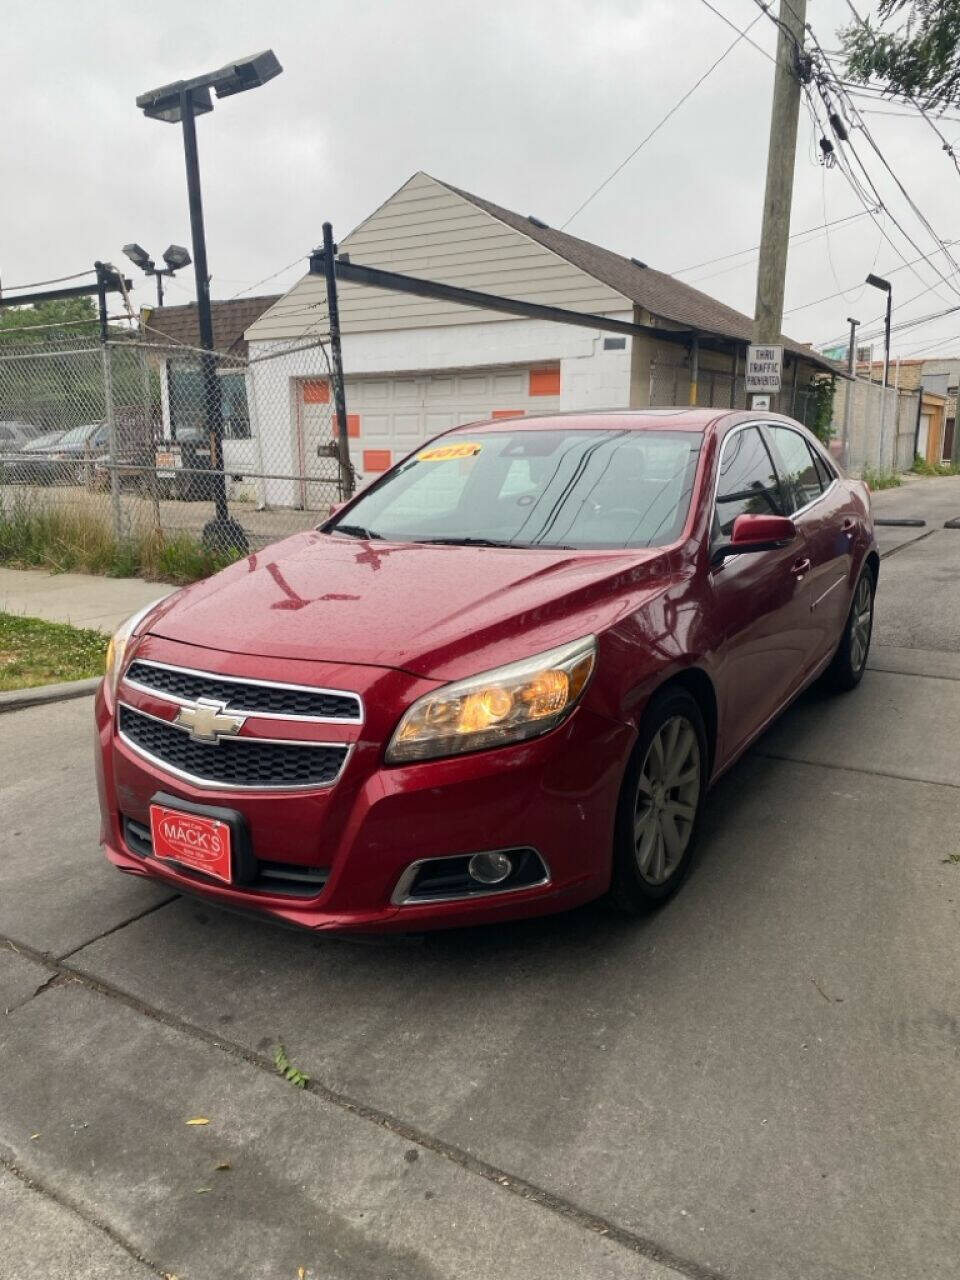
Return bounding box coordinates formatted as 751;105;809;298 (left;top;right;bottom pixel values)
95;410;877;931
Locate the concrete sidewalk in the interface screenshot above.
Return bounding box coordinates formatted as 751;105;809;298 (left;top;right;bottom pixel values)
0;567;173;634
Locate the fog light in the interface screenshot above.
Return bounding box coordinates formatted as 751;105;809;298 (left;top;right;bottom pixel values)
467;851;514;885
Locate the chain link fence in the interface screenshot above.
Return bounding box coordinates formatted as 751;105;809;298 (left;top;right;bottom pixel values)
0;330;352;567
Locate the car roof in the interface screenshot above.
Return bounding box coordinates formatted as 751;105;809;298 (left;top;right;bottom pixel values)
442;408;810;436
443;409;725;435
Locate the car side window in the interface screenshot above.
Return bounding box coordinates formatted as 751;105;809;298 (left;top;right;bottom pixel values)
767;426;824;513
714;427;784;537
811;448;834;489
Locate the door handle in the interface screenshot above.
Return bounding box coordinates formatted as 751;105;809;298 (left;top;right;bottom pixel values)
791;557;811;578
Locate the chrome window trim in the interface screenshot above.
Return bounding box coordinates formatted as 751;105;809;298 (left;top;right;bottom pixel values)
391;848;551;906
762;423;838;519
710;421;838;566
709;422;783;560
122;658;364;726
117;701;353;793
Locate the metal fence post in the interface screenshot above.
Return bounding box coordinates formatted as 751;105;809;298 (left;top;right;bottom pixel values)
96;264;123;543
321;222;354;500
139;346;162;538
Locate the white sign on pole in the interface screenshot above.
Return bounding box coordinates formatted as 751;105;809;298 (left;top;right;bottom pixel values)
746;345;783;393
750;393;772;411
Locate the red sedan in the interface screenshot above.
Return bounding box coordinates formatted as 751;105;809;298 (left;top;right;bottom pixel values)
95;410;877;931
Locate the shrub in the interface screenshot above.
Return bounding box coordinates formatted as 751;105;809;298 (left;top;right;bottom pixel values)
861;466;902;490
0;493;240;583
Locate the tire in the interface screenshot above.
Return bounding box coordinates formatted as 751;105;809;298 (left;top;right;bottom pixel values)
609;687;709;914
824;564;875;692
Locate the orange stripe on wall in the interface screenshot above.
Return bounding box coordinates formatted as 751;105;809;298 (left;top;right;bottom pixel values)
491;410;525;420
529;368;561;396
363;449;392;472
303;379;330;403
335;414;361;438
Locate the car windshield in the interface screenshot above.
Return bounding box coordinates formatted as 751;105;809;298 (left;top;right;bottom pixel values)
327;428;702;550
57;423;99;447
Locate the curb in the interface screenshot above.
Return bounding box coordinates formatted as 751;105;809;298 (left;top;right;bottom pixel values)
0;676;101;715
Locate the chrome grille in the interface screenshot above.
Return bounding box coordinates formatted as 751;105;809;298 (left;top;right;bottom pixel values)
118;705;349;791
124;660;362;722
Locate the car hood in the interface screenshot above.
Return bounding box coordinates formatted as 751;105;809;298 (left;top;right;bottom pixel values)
147;531;677;681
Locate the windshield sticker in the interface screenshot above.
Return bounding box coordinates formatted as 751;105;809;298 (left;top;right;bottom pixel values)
417;442;483;462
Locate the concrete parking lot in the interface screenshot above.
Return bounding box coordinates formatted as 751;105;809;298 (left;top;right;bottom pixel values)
1;478;959;1280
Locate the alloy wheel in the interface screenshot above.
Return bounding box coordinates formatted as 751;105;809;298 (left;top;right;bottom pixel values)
850;575;873;672
634;716;701;886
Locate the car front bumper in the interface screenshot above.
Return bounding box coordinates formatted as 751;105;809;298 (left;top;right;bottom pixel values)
95;640;633;933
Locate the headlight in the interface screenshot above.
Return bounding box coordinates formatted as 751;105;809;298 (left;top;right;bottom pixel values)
386;636;596;763
104;599;165;697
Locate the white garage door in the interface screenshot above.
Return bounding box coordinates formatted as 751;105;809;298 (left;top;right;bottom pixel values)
295;364;565;506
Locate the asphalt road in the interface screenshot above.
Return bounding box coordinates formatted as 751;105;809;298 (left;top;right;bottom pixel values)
1;477;959;1280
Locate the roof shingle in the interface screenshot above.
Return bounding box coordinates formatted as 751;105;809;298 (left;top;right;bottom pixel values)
141;295;281;358
435;177;834;371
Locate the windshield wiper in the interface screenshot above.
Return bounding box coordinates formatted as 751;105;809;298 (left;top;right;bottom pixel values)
330;524;384;540
417;536;576;549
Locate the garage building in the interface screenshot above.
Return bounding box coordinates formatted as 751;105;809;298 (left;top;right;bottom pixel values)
245;172;836;508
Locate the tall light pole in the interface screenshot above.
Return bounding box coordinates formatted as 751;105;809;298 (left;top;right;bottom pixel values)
122;243;192;307
866;273;892;468
136;52;282;552
752;0;808;407
841;315;859;471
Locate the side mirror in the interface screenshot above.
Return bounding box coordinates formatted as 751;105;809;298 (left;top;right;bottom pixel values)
712;513;797;564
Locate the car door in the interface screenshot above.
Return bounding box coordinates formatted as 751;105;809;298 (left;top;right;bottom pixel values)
764;425;852;666
708;425;817;758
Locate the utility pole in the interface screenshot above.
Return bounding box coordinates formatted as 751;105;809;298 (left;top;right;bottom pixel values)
752;0;808;407
841;316;859;470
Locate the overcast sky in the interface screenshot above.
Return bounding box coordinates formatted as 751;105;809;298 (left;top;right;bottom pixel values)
5;0;960;361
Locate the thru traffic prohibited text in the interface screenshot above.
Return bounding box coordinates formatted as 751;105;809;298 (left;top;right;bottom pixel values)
746;345;783;393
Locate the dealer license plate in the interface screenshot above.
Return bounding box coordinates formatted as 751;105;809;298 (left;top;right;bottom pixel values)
149;804;232;884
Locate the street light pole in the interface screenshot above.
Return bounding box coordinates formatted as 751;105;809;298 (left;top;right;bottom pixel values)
136;51;282;553
842;315;859;471
177;85;231;535
866;273;893;469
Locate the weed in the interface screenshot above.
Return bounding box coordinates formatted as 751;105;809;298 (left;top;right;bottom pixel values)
911;457;960;478
274;1043;310;1089
0;492;240;584
861;466;903;490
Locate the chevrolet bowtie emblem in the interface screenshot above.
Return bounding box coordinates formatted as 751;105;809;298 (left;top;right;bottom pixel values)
174;697;246;744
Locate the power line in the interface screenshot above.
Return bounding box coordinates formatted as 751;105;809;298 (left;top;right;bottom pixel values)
1;268;96;293
789;240;960;320
745;0;960;300
801;78;960;306
224;254;308;302
560;5;766;229
841;0;960;180
817;273;959;345
700;0;775;63
671;207;873;275
806;22;960;284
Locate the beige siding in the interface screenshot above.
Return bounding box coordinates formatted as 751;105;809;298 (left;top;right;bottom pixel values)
246;173;629;341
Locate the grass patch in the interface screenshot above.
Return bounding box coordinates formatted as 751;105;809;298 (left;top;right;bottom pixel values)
0;494;240;584
910;458;960;477
0;611;108;691
861;466;902;490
